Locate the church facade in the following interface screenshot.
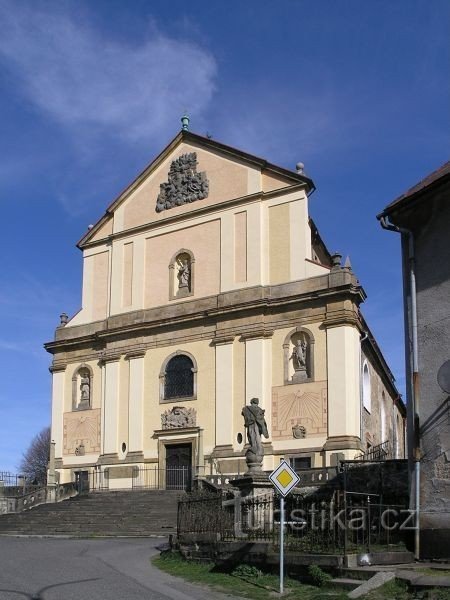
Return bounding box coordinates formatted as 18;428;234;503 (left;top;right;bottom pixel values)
45;129;405;488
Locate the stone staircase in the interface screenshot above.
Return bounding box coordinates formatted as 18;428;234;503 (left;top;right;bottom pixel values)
0;490;180;537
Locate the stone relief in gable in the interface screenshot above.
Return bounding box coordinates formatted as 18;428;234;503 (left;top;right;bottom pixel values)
155;152;209;212
161;406;196;429
272;381;327;440
63;409;101;455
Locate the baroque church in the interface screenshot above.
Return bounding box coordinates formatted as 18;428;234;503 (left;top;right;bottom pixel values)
45;122;405;489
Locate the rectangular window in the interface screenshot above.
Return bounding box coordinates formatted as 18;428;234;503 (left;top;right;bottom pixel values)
291;456;311;470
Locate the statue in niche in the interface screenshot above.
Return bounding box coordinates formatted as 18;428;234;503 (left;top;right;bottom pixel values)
241;398;269;473
177;257;190;290
79;371;90;406
290;337;309;382
291;339;307;370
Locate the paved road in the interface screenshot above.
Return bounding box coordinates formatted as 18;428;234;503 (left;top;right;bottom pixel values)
0;537;236;600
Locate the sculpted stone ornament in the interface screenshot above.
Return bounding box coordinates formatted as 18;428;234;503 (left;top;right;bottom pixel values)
292;424;307;439
155;152;209;212
241;398;269;473
161;406;196;429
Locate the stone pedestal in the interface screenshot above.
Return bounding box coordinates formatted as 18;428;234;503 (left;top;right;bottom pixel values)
292;368;308;383
231;473;273;499
230;474;274;535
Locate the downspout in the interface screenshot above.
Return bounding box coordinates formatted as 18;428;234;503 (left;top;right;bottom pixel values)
378;215;420;559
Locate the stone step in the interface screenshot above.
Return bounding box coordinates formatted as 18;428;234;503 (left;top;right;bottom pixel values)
329;577;362;591
0;490;180;536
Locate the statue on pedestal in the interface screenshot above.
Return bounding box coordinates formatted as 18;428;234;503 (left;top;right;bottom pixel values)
242;398;269;473
290;338;309;382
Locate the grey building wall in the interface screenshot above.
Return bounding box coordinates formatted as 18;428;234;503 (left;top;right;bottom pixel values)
411;187;450;557
361;351;405;458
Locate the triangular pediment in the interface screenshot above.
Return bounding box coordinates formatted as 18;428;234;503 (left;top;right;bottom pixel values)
78;131;313;248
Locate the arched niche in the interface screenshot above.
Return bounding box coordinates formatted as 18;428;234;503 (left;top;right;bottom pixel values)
72;364;93;410
283;327;315;384
159;350;198;403
169;248;195;300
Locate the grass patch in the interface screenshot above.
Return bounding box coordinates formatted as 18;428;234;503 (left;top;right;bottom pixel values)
152;551;347;599
416;568;450;577
363;579;410;600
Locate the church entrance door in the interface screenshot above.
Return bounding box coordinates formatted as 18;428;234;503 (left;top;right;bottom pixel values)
165;443;192;491
75;470;89;494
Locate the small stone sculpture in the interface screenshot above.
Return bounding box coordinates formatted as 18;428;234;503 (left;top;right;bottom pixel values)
79;372;90;405
161;406;196;429
241;398;269;473
177;258;190;289
291;339;307;370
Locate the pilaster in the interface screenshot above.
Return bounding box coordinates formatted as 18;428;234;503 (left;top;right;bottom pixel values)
126;351;145;453
214;339;234;447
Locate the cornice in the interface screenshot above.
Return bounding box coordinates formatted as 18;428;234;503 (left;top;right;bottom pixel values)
239;328;274;341
49;363;67;373
45;274;365;353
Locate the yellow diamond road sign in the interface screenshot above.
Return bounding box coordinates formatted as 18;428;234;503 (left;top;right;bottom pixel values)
269;460;300;497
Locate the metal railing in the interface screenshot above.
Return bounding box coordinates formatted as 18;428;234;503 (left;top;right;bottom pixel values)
177;490;409;554
80;466;193;493
355;441;392;461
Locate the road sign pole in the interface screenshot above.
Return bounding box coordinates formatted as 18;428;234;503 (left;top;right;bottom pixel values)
280;495;284;595
269;460;300;596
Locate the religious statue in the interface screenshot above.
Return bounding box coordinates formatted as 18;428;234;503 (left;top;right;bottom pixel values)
177;258;190;289
79;372;90;405
290;339;307;371
241;397;269;473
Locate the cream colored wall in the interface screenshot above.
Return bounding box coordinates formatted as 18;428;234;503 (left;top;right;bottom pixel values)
266;193;310;285
144;219;221;309
269;203;290;284
122;242;133;307
233;338;247;451
117;356;129;456
119;141;259;232
51;371;65;459
90;218;113;243
234;211;247;283
70;178;313;326
262;172;291;193
215;342;233;447
327;325;361;439
142;340;216;458
128;356;145;453
70;246;110;326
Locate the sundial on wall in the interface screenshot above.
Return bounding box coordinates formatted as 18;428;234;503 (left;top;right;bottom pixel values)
155;152;209;212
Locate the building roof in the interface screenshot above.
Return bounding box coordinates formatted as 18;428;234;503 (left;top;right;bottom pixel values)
77;129;315;249
378;160;450;219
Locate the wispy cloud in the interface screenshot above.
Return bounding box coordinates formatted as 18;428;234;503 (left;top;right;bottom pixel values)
0;3;217;143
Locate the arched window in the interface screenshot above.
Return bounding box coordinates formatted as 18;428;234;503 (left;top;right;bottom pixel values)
362;362;371;413
169;249;195;300
283;327;315;384
380;391;386;442
160;352;197;402
72;364;93;410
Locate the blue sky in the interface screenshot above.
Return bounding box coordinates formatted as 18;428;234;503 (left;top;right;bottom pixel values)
0;0;448;472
